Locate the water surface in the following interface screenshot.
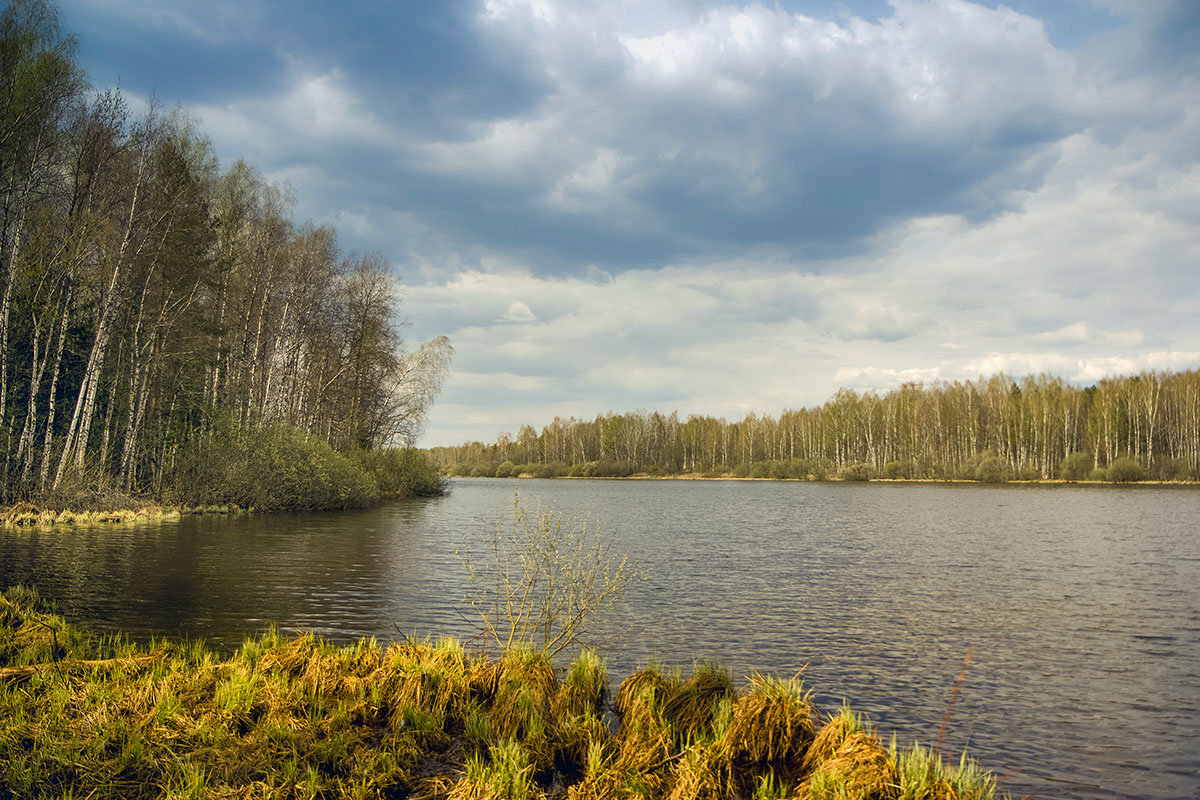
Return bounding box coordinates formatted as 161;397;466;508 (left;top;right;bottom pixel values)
2;479;1198;799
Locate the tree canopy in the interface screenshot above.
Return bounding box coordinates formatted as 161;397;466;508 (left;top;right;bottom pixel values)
0;0;451;503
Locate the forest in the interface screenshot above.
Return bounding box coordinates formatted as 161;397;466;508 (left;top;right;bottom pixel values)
430;370;1200;483
0;0;450;509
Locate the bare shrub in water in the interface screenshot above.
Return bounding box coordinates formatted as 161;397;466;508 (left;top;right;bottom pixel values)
460;494;640;657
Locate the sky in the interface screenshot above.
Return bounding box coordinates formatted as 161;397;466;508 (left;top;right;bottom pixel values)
57;0;1200;446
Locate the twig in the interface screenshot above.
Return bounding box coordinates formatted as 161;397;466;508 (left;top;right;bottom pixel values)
0;654;159;682
32;618;68;684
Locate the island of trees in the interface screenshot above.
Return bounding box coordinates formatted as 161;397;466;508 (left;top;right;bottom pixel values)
0;0;450;512
431;370;1200;483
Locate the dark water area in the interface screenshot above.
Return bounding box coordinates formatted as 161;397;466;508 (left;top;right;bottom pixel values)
2;478;1199;799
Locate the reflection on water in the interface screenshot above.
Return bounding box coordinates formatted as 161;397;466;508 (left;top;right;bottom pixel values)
2;479;1199;799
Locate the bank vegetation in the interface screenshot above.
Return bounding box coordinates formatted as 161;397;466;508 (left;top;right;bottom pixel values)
0;0;450;511
1;586;1006;800
432;370;1200;484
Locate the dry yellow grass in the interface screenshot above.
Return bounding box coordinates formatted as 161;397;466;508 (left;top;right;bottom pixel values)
0;590;1008;800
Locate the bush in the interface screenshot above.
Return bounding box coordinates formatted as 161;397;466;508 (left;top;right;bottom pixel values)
589;460;636;478
495;460;516;478
731;463;751;478
1153;457;1188;481
882;460;913;480
839;462;872;482
524;463;564;479
1059;452;1093;481
1107;457;1145;483
354;449;448;498
461;495;640;655
750;462;771;479
1088;467;1109;481
171;417;379;511
974;456;1010;483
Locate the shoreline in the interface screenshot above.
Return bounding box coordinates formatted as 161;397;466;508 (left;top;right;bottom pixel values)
465;473;1200;487
0;588;1008;800
0;502;250;528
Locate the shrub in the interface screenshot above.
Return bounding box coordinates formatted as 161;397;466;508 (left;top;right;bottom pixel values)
460;495;640;656
1152;457;1188;481
1059;452;1093;481
495;460;516;478
589;461;636;478
974;456;1010;483
1107;457;1145;483
731;463;751;478
882;460;913;480
525;463;564;479
750;462;771;479
1088;467;1109;481
354;449;448;498
170;417;379;511
839;463;872;482
471;464;496;478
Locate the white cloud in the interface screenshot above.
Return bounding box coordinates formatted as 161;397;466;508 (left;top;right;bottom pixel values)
405;99;1200;444
500;302;537;323
1036;322;1090;343
833;366;943;386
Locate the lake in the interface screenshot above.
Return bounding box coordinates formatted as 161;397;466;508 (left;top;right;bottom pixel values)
2;478;1198;799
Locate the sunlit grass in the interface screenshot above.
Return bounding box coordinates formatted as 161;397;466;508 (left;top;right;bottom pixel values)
1;588;1010;799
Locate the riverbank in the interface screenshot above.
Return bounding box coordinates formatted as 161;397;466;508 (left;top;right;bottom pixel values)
0;502;251;528
2;441;449;527
0;587;1004;799
470;472;1199;487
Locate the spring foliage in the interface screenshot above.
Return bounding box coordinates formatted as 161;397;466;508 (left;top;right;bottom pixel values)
433;370;1200;483
0;1;451;506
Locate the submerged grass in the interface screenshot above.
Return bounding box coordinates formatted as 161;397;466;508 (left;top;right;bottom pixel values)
0;588;1011;800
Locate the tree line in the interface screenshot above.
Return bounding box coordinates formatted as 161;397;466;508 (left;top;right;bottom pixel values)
430;370;1200;482
1;0;450;507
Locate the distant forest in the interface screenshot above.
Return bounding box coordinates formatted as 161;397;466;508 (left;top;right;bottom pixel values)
430;370;1200;482
1;1;450;506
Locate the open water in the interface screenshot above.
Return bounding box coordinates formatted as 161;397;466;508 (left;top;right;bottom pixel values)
2;478;1199;799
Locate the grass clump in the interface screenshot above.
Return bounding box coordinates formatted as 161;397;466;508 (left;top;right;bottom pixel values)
0;588;1011;800
725;672;817;766
892;742;1001;800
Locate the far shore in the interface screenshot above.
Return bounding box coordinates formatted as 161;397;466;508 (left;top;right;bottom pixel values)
468;473;1200;487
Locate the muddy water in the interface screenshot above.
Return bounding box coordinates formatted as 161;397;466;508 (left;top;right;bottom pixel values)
2;478;1198;799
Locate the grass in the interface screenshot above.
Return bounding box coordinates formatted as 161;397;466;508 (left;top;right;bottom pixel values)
0;588;1011;799
0;503;188;528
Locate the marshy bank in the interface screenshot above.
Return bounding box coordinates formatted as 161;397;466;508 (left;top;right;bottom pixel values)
3;424;448;525
0;588;1004;800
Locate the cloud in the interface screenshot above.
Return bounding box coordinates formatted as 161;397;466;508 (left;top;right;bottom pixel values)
840;301;926;342
500;301;537;323
833;366;943;386
1036;322;1090;343
56;1;1200;446
411;0;1089;260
